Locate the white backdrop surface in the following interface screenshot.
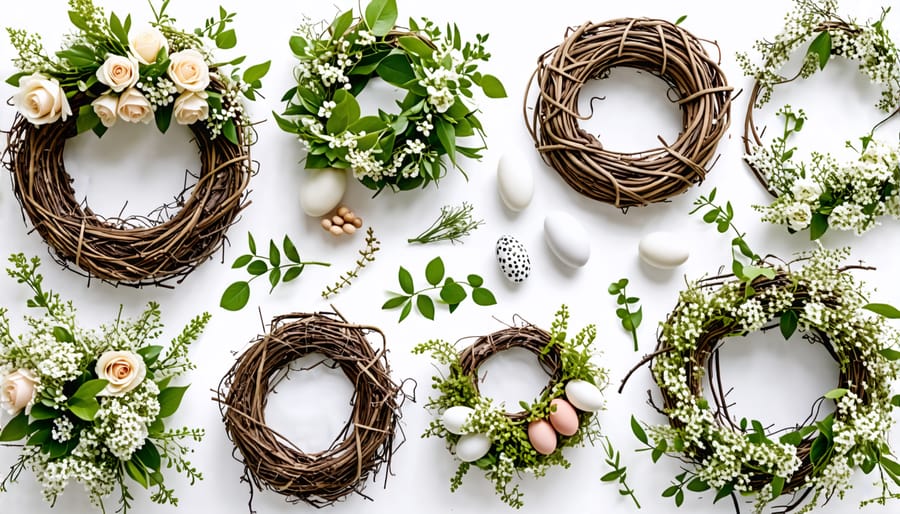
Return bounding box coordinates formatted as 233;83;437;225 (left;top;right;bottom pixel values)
1;1;900;513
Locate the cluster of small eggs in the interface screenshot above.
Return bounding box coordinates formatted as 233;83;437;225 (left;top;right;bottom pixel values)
441;379;606;462
320;206;363;236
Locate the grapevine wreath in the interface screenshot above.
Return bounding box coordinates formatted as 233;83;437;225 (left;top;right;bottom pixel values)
413;306;609;508
216;312;406;507
526;17;732;208
2;0;268;286
625;247;900;513
741;0;900;239
275;0;507;193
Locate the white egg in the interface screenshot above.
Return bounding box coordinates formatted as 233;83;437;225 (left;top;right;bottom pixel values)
497;153;534;212
441;406;475;435
544;211;591;268
454;433;492;462
496;235;531;283
565;380;605;412
638;231;690;269
300;168;347;217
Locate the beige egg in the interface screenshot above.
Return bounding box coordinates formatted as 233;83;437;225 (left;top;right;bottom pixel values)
329;225;344;236
321;218;333;229
548;398;579;436
343;212;356;223
342;224;356;235
352;218;363;228
332;215;345;226
337;206;349;217
527;420;557;455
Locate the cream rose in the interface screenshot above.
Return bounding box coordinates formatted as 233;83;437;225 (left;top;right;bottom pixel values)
12;73;72;125
173;91;209;125
91;94;119;128
96;54;140;93
116;88;154;124
167;49;210;92
95;351;146;396
1;368;39;416
128;25;168;65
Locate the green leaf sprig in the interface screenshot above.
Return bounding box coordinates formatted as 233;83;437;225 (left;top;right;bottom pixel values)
408;202;484;245
608;278;642;352
321;227;380;299
600;435;641;508
382;256;496;322
220;232;330;311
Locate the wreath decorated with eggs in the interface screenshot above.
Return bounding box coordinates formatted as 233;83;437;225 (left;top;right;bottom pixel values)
413;306;607;508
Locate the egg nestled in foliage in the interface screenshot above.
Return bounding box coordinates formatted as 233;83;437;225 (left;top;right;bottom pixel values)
496;235;531;283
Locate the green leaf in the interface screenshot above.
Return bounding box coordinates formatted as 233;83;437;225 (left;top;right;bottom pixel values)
743;265;776;281
472;288;496;306
824;388;849;400
137;345;163;367
864;303;900;319
29;403;58;421
283;266;304;283
675;489;684;507
687;477;710;492
289;35;307;56
283;236;300;263
882;456;900;476
425;257;445;286
220;281;251;311
398;36;433;58
215;29;237;49
435;117;456;164
27;427;52;446
467;274;483;288
242;61;270;84
479;74;507;98
76;106;100;134
232;254;253;268
770;476;785;498
376;54;416;87
780;431;802;446
702;209;719;223
326;90;360;134
780;310;798;339
0;411;29;441
675;15;687;25
268;268;281;292
807;31;832;70
398;266;414;294
158;386;189;418
154;103;173;133
880;348;900;361
661;485;679;498
601;469;625;482
893;395;900;407
247;260;268;276
416;295;435;320
398;300;413;322
440;282;467;305
134;440;161;471
53;326;74;342
630;415;648;445
72;379;109;401
68;397;100;421
125;459;149;489
248;232;257;254
713;482;734;503
268;240;281;267
810;433;831;465
382;295;409;309
364;0;398;36
222;119;238;144
810;212;829;240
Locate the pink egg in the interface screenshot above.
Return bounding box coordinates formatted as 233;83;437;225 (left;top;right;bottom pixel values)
548;398;579;436
527;420;558;455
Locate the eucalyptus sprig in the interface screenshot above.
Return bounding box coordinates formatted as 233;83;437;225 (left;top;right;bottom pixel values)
408;203;484;245
220;232;330;311
600;435;641;509
382;256;496;322
321;227;380;299
608;278;642;352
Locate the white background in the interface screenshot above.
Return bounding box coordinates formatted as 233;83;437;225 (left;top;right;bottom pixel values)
2;1;900;513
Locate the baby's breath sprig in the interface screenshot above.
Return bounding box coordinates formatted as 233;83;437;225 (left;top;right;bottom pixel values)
321;227;381;299
408;203;484;245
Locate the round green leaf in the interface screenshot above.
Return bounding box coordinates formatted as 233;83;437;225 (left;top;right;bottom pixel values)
425;257;445;286
440;282;467;305
220;281;251;311
472;287;497;306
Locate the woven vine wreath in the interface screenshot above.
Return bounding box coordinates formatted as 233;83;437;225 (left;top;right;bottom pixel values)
741;0;900;239
526;17;732;208
625;248;900;513
413;306;608;508
1;0;268;286
216;312;405;507
275;0;506;193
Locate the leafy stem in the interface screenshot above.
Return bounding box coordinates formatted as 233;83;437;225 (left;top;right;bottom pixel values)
408;202;484;245
608;278;642;351
321;227;380;298
600;435;641;508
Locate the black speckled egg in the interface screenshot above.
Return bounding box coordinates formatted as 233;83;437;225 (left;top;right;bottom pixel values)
496;235;531;283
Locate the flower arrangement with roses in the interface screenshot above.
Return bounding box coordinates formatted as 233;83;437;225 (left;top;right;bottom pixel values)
0;254;210;512
6;0;269;142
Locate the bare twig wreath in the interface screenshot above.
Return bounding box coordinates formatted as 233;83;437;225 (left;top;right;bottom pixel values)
2;81;252;287
526;18;732;208
216;311;405;508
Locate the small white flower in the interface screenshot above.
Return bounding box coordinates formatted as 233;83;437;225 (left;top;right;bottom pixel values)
790;177;823;203
784;202;812;230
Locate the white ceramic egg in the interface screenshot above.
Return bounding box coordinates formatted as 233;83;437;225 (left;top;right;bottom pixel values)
496;235;532;283
300;167;347;217
564;380;605;412
527;420;558;455
454;433;492;462
544;211;591;268
638;231;690;269
497;153;534;212
441;406;475;435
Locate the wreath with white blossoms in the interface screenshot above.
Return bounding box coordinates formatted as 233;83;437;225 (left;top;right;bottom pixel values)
0;254;209;512
413;306;608;508
739;0;900;239
276;0;507;193
630;247;900;513
2;0;268;285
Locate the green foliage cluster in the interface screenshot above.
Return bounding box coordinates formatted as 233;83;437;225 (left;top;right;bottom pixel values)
383;256;496;322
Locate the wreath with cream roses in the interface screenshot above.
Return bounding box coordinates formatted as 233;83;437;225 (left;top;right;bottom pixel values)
2;0;268;285
629;247;900;513
275;0;507;193
740;0;900;239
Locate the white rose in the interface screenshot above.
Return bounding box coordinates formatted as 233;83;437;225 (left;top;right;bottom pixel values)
128;25;168;65
790;178;823;203
95;351;146;396
784;202;812;231
12;73;72;125
96;54;140;93
167;49;210;92
1;368;39;416
91;94;119;128
173;91;209;125
116;88;154;124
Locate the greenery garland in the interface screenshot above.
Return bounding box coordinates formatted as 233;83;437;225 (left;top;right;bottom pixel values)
413;306;608;508
0;254;209;512
630;247;900;513
275;0;507;193
739;0;900;238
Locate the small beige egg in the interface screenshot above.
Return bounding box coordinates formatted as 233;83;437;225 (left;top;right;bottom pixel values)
548;398;579;436
342;224;356;235
321;218;333;230
337;206;350;217
343;212;356;223
527;420;557;455
352;218;363;228
329;225;344;236
332;215;345;226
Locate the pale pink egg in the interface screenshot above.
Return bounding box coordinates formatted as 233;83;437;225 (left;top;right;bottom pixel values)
549;398;579;436
528;419;558;455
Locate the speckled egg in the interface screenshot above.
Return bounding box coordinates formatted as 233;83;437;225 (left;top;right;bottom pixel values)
496;235;531;283
548;398;579;436
527;419;558;455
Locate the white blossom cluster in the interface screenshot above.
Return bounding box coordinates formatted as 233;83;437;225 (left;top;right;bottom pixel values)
95;381;161;459
137;76;179;110
204;75;252;141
